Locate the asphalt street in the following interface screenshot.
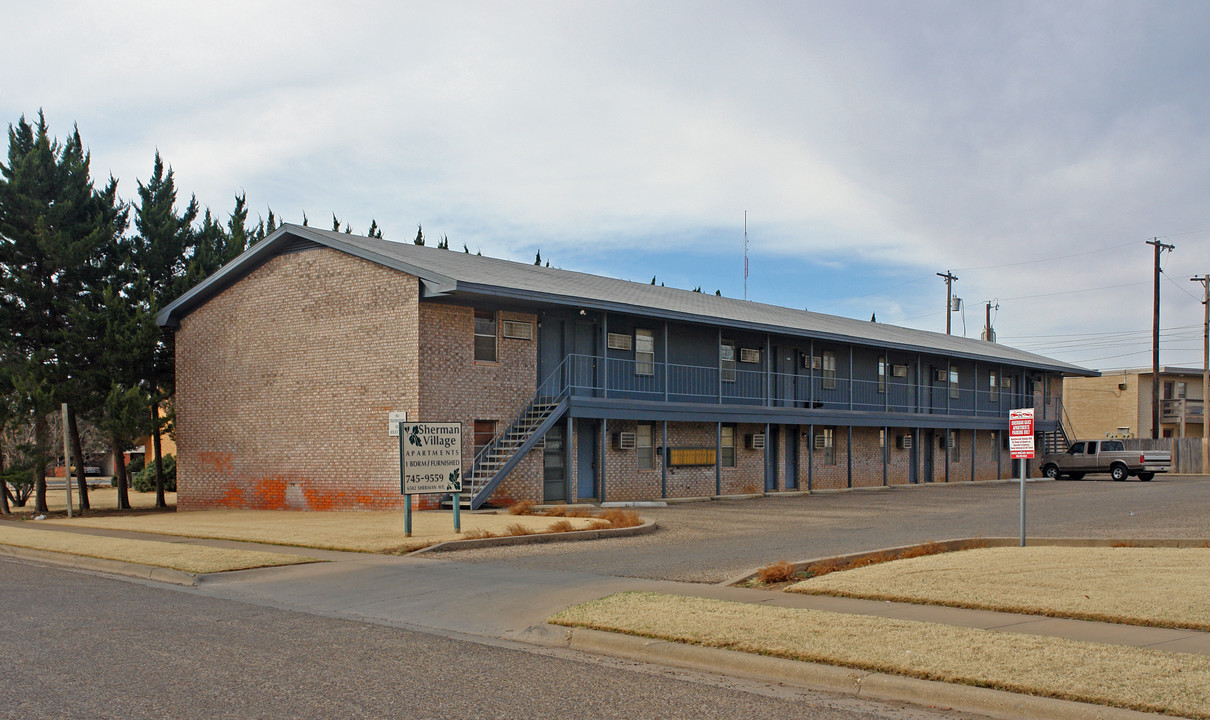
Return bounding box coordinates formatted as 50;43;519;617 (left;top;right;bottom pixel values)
0;562;989;720
444;475;1210;582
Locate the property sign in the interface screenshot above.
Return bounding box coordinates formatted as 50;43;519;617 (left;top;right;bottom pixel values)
387;411;408;437
399;422;463;495
1009;408;1035;459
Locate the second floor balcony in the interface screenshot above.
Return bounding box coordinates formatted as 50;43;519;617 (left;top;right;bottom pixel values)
543;353;1059;422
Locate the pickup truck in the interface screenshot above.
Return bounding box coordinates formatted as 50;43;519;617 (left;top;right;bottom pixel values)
1038;440;1171;482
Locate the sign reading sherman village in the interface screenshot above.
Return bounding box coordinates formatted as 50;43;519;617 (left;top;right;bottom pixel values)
400;422;463;495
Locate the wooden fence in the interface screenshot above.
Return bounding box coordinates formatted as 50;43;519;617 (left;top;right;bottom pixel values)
1123;438;1203;474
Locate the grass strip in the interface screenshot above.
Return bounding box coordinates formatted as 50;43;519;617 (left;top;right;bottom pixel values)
551;592;1210;718
0;523;320;574
787;546;1210;631
41;510;599;553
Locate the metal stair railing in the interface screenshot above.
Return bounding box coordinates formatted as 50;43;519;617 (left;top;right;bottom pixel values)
458;357;574;508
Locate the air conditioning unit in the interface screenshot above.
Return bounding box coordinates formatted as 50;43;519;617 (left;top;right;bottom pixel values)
606;333;632;351
746;433;766;450
740;348;761;363
935;369;947;382
501;320;533;340
1118;383;1128;390
892;364;908;378
612;432;636;450
896;434;912;449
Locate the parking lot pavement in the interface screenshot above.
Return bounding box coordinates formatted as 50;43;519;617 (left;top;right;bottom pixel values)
441;475;1210;583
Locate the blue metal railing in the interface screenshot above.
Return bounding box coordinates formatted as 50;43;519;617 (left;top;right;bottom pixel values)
559;353;1056;421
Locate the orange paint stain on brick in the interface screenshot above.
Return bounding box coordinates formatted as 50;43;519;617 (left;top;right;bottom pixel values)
196;452;234;474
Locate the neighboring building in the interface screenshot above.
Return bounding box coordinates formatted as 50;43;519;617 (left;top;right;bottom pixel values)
156;225;1095;511
1064;367;1206;440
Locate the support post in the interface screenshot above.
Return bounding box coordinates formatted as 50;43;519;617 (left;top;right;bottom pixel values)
1148;238;1174;437
662;420;668;498
1192;274;1209;473
716;422;722;496
600;417;607;503
846;426;852;488
807;424;814;491
883;426;888;487
61;403;72;518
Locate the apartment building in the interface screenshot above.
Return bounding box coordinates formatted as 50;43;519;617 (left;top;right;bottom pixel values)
157;225;1095;511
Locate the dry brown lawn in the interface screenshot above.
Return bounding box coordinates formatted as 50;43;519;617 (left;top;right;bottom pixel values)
41;509;600;553
0;523;317;574
787;546;1210;630
551;592;1210;718
7;486;177;514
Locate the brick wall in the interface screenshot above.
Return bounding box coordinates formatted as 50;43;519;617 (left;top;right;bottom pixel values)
417;303;541;507
175;248;419;511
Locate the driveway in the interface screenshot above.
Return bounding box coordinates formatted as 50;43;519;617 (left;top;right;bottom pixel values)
441;476;1210;582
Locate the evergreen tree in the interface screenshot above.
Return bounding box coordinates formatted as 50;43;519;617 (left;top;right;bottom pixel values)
131;152;197;508
715;290;721;296
227;193;251;257
535;250;541;266
413;224;424;246
463;243;469;253
437;234;448;249
0;113;125;512
651;276;656;285
332;214;340;232
367;220;383;239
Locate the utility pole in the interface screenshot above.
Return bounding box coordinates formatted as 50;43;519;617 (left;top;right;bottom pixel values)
982;301;997;342
1147;239;1174;438
1192;274;1209;474
937;271;958;335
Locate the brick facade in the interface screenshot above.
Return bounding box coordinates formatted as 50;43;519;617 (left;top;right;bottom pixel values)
175;248;419;511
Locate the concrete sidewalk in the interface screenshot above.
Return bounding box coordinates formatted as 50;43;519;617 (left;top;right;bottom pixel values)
7;521;1208;657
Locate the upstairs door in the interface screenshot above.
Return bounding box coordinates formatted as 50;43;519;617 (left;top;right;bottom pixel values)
538;316;566;393
572;321;598;396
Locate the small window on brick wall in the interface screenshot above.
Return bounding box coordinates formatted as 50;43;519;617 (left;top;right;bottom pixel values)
473;420;496;459
721;425;736;467
636;423;654;470
474;309;497;362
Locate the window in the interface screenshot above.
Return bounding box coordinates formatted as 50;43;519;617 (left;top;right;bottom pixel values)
1103;440;1124;451
1163;381;1174;400
949;368;959;399
878;358;886;393
816;427;835;465
721;340;736;383
1085;442;1097;454
822;351;837;390
636;423;654;469
1177;382;1188;399
720;425;735;467
949;431;960;461
473;309;497;362
1067;442;1085;455
635;329;655;376
989;370;999;402
473;420;496;459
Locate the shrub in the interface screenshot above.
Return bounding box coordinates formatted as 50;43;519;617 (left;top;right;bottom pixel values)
133;454;176;493
508;500;535;515
757;560;799;584
126;454;145;475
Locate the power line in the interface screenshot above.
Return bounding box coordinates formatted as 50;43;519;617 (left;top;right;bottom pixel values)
951;239;1137;272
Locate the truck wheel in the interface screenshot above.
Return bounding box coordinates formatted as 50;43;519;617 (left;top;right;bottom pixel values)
1137;472;1154;482
1068;472;1085;480
1110;464;1129;482
1043;464;1061;479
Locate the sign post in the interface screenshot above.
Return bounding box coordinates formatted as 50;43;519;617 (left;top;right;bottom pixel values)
1009;408;1035;547
397;421;463;536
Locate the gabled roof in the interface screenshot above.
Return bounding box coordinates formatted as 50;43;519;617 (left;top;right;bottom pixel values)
157;224;1097;376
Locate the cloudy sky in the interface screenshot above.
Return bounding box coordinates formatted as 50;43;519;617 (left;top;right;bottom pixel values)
6;1;1210;370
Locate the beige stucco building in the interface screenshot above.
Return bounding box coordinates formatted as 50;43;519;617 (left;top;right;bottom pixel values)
1064;367;1205;440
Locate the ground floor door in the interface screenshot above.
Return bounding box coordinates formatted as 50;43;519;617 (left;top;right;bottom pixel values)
785;427;799;489
543;425;567;502
765;425;779;491
922;429;935;482
576;421;598;499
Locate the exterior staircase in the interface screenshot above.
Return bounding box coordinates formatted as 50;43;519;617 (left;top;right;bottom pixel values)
445;358;573;510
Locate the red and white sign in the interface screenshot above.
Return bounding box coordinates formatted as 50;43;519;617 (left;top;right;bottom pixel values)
1009;408;1035;459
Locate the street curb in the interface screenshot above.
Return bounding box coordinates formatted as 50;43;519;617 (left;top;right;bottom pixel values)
0;543;198;586
408;519;658;555
541;625;1164;720
722;536;1210;586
